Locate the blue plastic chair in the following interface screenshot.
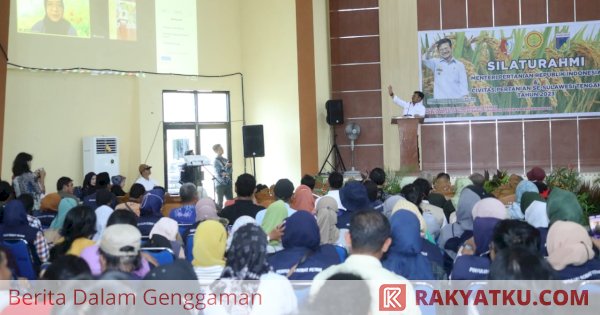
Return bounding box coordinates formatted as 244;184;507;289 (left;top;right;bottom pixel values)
185;234;195;262
178;224;193;237
3;239;36;280
334;245;347;262
141;247;175;266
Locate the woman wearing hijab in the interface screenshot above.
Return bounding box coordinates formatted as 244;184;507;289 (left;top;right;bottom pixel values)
451;197;508;279
508;180;539;220
49;198;78;231
338;181;372;229
382;210;435;280
31;0;77;36
81;172;97;198
137;188;165;237
472;197;508;220
34;193;61;229
267;211;340;280
450;217;500;280
205;224;297;315
521;192;549;255
196;198;219;221
178;198;219;241
383;195;403;219
261;200;288;253
451;178;473;209
391;198;434;243
290;185;315;213
547;221;600;280
438;186;482;259
0;200;50;267
226;215;257;250
546;187;584;225
315;196;341;246
192;220;227;284
150;217;185;259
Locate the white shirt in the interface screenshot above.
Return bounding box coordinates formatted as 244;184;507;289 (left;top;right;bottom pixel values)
422;55;469;99
93;205;114;241
203;272;297;315
194;265;224;285
316;190;345;211
310;255;421;315
392;95;426;117
135;176;158;191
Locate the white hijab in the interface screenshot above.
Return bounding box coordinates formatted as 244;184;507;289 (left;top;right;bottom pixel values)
524;200;549;228
226;216;257;250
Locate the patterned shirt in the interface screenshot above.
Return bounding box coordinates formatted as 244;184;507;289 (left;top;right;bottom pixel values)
27;215;43;231
214;156;232;186
34;230;49;263
169;204;196;225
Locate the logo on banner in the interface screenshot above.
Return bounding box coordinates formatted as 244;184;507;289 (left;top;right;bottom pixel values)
379;284;406;311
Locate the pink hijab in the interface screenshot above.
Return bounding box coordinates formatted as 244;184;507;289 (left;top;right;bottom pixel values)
195;198;219;222
149;217;179;241
290;185;315;213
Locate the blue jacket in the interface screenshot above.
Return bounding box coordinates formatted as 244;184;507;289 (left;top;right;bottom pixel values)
557;259;600;281
267;211;340;280
450;255;490;280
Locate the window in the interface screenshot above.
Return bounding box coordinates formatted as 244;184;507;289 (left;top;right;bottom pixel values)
163;91;231;198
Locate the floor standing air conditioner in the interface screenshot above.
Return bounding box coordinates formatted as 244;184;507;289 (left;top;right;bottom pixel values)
83;136;120;177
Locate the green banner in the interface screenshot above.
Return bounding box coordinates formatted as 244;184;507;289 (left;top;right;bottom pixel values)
419;22;600;118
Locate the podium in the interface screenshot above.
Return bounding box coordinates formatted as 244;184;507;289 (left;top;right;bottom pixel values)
180;164;204;187
391;117;424;170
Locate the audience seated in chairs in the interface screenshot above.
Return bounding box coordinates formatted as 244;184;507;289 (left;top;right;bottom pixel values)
382;210;435;280
149;217;184;259
82;172;116;210
268;211;341;280
80;209;154;277
49;205;96;259
192;220;227;284
115;183;146;216
34;193;61;230
0;200;49;268
219;173;264;225
310;210;421;315
137;187;166;237
207;223;297;315
98;224;143;279
169;183;199;226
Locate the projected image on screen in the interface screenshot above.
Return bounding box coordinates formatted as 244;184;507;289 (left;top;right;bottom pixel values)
17;0;91;38
109;0;137;41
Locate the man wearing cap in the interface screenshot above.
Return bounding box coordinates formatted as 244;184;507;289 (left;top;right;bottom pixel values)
136;164;158;191
99;224;143;277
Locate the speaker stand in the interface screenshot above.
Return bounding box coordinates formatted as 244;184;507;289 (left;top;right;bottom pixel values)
252;156;257;178
318;128;346;175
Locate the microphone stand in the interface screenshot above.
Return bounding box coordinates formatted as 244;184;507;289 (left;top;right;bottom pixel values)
199;162;222;201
